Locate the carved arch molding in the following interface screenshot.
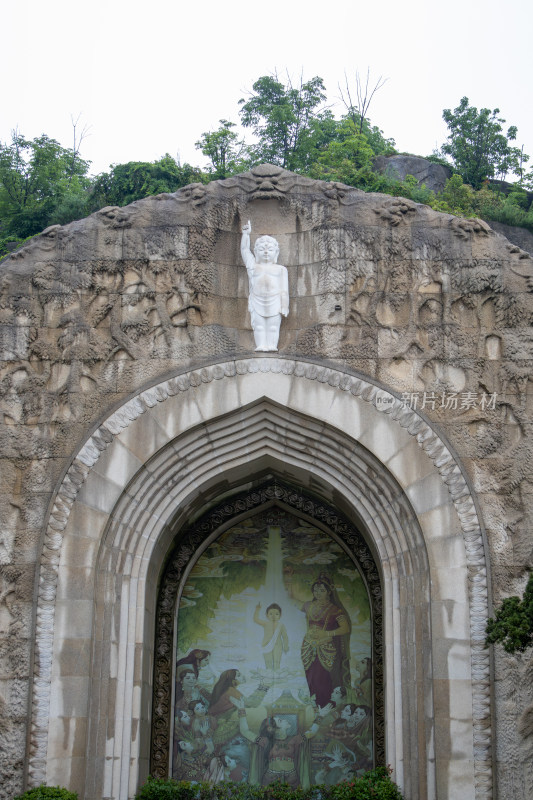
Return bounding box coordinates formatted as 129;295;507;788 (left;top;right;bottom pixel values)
151;480;384;778
29;356;492;800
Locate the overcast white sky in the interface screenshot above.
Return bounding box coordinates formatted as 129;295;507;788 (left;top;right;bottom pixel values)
2;0;532;177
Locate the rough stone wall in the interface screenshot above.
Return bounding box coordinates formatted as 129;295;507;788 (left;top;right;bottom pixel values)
485;219;533;257
0;164;532;798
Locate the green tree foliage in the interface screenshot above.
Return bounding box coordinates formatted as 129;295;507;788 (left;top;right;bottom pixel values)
431;174;475;215
3;81;533;260
356;117;395;157
195;119;249;179
339;103;395;158
519;166;533;191
310;120;380;185
0;130;91;240
442;97;529;189
88;155;206;209
486;573;533;653
425;152;452;168
239;74;336;172
506;187;530;209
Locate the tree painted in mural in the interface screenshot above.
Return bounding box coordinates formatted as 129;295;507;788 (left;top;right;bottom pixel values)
172;508;373;786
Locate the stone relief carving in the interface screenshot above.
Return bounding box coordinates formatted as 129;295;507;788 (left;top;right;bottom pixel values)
0;572;16;635
0;164;532;796
2;166;530;432
241;221;289;351
0;235;205;426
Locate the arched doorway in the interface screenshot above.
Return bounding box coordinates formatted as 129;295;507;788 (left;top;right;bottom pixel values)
28;357;491;800
151;481;384;785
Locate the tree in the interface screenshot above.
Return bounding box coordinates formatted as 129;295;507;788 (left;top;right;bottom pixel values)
486;572;533;653
0;130;91;239
442;97;528;189
239;73;336;172
336;69;395;159
68;113;91;188
310;119;375;185
195;119;249;179
432;174;475;216
339;69;388;136
88;155;206;209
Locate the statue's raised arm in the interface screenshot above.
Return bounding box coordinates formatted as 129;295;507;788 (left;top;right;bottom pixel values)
241;220;254;273
240;221;289;352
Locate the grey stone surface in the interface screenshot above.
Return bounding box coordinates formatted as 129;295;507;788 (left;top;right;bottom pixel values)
485;219;533;255
373;154;453;192
0;164;532;800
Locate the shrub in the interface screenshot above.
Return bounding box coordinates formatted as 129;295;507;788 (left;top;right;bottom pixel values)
14;787;78;800
328;769;404;800
135;771;403;800
506;189;529;210
486;572;533;653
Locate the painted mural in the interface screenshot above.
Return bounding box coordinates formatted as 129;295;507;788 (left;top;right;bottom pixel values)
172;507;373;786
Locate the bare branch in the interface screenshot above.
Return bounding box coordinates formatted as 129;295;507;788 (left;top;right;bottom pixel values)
71;113;91;157
339;71;357;128
356;69;388;133
69;113;92;183
340;69;388;134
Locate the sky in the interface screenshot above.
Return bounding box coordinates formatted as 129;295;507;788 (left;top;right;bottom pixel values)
2;0;532;177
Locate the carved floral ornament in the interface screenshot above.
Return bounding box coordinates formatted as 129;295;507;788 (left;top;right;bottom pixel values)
29;357;493;799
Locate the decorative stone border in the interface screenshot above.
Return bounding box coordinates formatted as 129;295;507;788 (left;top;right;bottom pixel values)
29;357;492;800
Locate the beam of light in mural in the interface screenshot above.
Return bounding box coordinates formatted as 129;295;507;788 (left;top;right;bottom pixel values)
172;507;373;786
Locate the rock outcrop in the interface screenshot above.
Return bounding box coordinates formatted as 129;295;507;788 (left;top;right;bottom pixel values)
373;154;452;192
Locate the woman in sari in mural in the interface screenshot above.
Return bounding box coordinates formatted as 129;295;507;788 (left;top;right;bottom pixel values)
328;703;373;772
175;665;210;710
208;668;270;745
175;649;215;693
291;573;351;708
236;702;318;787
172;735;215;781
176;648;211;676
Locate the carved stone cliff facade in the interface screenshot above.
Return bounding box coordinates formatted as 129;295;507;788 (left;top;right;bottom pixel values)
0;164;532;799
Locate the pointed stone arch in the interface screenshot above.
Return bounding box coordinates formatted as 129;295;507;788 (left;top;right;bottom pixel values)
29;357;492;800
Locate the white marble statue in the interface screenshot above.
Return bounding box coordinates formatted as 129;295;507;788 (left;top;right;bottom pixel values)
241;221;289;351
